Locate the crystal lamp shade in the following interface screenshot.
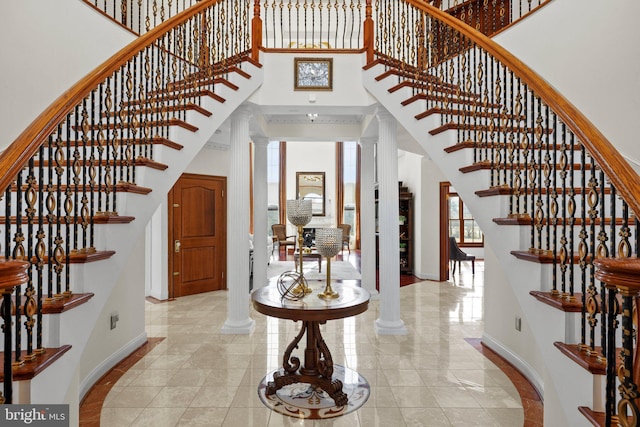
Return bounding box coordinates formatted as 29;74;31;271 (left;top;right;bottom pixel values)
315;228;343;257
286;199;313;226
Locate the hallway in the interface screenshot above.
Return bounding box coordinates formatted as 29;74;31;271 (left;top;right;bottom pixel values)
81;260;542;426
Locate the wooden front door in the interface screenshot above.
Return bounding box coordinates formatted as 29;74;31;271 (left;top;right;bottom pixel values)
169;174;226;298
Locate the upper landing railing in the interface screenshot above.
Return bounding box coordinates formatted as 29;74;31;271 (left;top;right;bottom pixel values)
84;0;552;42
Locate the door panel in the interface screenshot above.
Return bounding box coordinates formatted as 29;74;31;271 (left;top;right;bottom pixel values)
169;174;226;298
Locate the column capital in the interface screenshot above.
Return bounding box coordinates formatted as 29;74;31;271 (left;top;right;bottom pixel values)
231;105;253;122
376;107;395;124
358;137;377;147
252;136;270;146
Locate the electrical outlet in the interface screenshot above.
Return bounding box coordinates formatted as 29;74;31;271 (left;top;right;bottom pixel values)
110;312;119;330
515;316;522;332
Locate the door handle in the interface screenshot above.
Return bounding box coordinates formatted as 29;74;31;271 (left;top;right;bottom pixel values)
175;240;181;253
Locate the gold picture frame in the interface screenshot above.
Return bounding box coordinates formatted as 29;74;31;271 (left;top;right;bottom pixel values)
296;172;326;216
294;58;333;91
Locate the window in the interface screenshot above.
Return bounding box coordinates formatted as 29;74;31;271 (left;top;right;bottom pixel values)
448;193;483;246
267;141;280;236
341;141;358;248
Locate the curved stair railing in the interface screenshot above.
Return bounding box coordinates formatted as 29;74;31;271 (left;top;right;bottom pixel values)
366;0;640;424
427;0;553;36
83;0;202;35
0;0;253;403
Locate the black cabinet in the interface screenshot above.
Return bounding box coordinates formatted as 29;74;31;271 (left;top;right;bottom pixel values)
375;182;413;275
398;183;413;275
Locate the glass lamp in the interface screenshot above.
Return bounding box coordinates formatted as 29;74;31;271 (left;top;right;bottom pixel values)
286;199;313;294
315;228;343;299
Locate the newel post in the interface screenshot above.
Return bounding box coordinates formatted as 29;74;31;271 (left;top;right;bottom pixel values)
251;0;262;62
594;257;640;426
0;259;30;404
363;0;374;64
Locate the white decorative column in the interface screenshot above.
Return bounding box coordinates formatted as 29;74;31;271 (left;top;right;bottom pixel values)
252;136;269;290
221;106;255;334
358;137;378;299
375;108;407;335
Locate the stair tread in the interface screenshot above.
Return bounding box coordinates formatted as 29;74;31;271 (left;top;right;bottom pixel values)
444;141;583;152
67;250;115;263
45;136;183;151
494;217;632;227
403;92;502;108
460;161;593;173
31;158;167;170
14;293;95;314
105;102;212;119
529;290;582;312
78;118;198;133
430;122;554;136
0;215;135;225
476;186;614;197
578;407;604;427
0;345;72;381
8;182;152;194
126;88;226;106
511;250;593;264
553;342;620;376
416;107;523;121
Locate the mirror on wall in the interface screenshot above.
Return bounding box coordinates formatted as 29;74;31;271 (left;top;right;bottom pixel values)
296;172;325;216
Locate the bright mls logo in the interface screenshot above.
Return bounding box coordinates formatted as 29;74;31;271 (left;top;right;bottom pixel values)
1;405;69;426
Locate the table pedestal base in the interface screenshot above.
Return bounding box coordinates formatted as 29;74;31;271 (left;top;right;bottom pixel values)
265;320;348;406
258;365;370;419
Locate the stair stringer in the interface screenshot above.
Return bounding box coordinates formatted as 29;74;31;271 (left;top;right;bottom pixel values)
22;63;264;421
363;63;596;427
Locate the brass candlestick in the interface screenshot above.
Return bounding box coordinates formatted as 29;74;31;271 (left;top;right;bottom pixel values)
286;199;313;295
315;228;343;299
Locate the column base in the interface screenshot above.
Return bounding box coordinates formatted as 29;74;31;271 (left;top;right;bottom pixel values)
374;318;408;335
221;318;256;335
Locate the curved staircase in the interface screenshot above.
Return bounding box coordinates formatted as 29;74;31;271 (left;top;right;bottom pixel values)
0;2;263;421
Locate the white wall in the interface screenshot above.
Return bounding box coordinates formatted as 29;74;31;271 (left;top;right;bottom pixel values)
482;244;544;397
253;53;374;110
496;0;640;167
80;233;147;390
0;0;134;148
185;145;231;176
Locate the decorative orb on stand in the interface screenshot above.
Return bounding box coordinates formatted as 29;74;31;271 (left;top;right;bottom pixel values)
286;199;313;295
276;271;307;301
315;227;343;300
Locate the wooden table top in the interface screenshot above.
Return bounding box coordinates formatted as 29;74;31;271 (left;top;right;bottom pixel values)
251;283;370;322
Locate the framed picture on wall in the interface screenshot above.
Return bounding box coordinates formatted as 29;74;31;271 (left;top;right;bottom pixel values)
294;58;333;91
296;171;326;216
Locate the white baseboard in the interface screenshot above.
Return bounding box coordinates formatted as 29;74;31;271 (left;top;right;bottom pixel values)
481;332;544;401
413;271;440;281
79;332;148;400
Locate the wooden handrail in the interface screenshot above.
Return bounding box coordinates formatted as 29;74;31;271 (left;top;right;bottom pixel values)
399;0;640;217
0;0;221;198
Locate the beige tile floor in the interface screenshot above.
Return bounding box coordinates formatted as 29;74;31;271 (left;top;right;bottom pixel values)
100;261;526;426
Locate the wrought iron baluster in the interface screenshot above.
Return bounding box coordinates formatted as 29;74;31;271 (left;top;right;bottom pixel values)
549;113;559;295
578;144;588;352
36;144;46;354
64;112;73;296
13;167;24;367
587;153;598;356
553;122;573;299
23;158;36;361
605;283;618;424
